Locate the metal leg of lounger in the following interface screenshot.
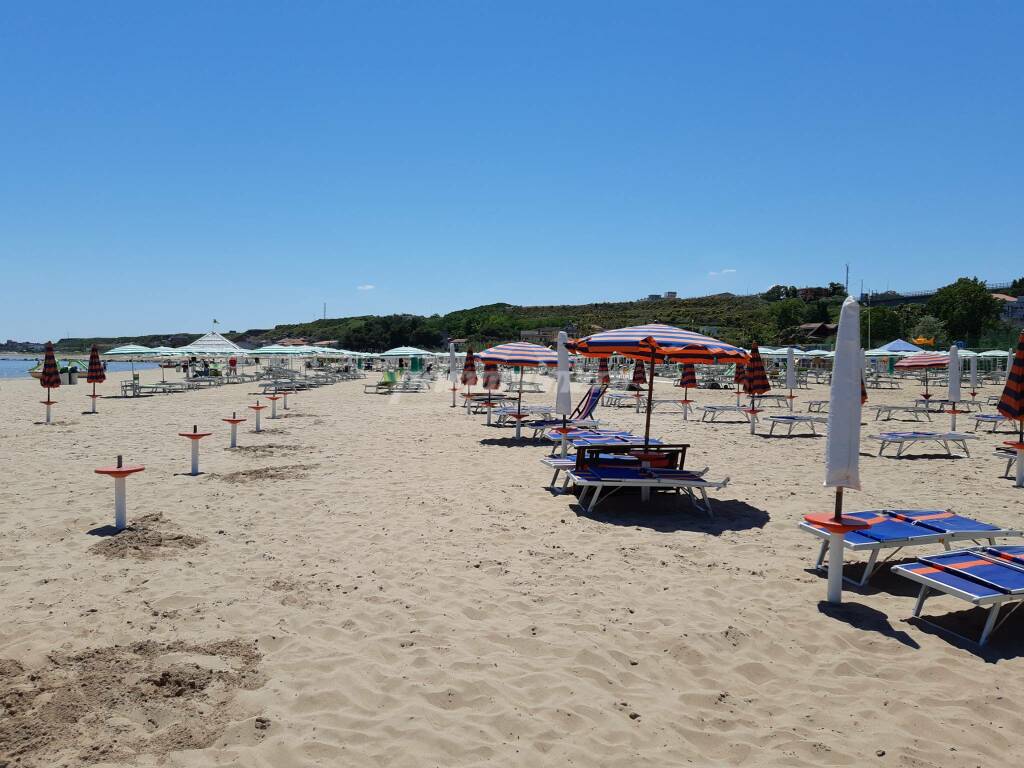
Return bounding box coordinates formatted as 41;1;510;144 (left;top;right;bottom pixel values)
858;549;880;586
587;485;602;512
912;585;931;617
814;540;828;570
979;605;1002;646
769;421;777;436
550;468;560;488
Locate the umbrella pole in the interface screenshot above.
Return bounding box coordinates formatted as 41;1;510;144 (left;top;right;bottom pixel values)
643;349;655;449
517;368;524;416
826;487;846;603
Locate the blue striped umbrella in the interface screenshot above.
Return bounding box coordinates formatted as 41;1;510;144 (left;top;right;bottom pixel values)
571;324;748;446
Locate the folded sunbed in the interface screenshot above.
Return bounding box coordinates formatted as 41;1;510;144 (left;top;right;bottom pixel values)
892;546;1024;645
800;509;1021;586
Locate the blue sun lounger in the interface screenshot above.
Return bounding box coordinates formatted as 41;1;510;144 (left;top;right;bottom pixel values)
566;465;729;515
892;546;1024;645
800;509;1021;586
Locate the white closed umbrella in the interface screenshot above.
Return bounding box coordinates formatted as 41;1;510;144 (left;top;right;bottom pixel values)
947;346;961;430
814;296;867;604
969;353;978;399
555;331;574;457
448;342;458;408
785;347;797;411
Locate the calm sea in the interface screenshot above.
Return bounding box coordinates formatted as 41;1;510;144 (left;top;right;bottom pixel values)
0;358;158;379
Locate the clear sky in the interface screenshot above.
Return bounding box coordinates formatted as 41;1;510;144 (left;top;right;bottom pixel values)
2;2;1022;341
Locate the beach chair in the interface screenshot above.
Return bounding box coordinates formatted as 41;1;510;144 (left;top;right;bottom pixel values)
806;400;829;413
800;509;1021;586
869;404;933;422
892;546;1024;645
699;405;751;423
995;446;1018;478
364;370;398;394
870;431;977;458
528;385;604;437
973;414;1010;433
564;444;729;515
767;415;827;436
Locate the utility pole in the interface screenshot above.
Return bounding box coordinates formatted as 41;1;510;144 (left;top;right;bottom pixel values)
323;302;326;320
845;263;849;295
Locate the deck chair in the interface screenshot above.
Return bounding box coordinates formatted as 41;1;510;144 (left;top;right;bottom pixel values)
528;385;604;437
800;509;1021;586
893;546;1024;645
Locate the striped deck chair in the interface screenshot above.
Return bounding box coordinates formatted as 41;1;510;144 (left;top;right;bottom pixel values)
528;385;604;437
893;546;1024;645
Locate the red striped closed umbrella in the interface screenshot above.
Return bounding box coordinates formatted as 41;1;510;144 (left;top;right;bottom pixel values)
40;341;61;424
733;362;747;404
597;358;610;385
895;351;948;399
86;344;106;414
461;348;478;388
631;359;647;386
678;362;697;389
997;330;1024;449
744;343;771;434
482;362;501;391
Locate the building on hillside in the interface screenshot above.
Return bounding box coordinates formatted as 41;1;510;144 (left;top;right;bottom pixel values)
520;327;563;344
796;322;838;341
641;291;678;300
993;294;1024;326
797;287;830;302
277;338;308;346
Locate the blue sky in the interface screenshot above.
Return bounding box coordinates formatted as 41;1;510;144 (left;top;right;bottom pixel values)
1;2;1022;340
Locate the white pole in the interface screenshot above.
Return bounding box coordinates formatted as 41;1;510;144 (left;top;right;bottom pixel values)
114;476;127;530
255;410;262;432
749;409;757;435
271;399;278;419
515;419;522;440
190;440;200;476
230;423;238;448
282;392;289;410
827;532;844;603
45;403;52;424
90;397;97;414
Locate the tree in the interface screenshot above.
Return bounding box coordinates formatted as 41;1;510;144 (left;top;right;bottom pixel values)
910;315;947;348
1009;276;1024;297
828;281;846;297
762;285;787;302
769;298;807;334
927;277;1002;345
861;306;902;346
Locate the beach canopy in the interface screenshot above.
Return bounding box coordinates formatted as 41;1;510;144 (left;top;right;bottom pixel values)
249;344;305;356
876;339;923;353
40;342;61;389
149;346;185;357
178;332;242;356
571;323;747;362
381;346;432;357
477;341;558;367
895;352;948;369
979;349;1012;358
105;344;154;357
87;345;106;384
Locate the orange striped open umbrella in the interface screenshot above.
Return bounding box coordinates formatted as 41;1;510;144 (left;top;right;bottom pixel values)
997;330;1024;445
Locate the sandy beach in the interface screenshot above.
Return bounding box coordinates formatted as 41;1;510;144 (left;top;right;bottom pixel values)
1;367;1022;767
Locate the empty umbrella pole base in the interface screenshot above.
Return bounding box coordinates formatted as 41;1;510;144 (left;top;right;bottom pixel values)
94;460;145;531
804;509;870;604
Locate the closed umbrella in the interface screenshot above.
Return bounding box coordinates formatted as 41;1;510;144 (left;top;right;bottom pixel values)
678;362;697;420
947;346;963;430
597;358;610;386
997;330;1024;487
969;353;978;400
744;343;771;434
39;341;61;424
478;341;559;435
812;296;869;603
448;342;458;408
733;362;747;406
631;359;647;386
555;331;574;457
461;348;478;390
785;347;797;411
86;344;106;414
481;362;501;424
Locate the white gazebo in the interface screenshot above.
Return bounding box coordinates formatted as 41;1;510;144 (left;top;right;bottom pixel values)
177;332;244;357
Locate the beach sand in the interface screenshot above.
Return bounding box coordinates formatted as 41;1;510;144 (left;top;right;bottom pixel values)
1;366;1022;767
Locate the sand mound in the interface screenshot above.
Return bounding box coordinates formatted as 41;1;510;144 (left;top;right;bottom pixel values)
0;639;262;767
232;443;306;458
89;513;205;560
213;463;317;483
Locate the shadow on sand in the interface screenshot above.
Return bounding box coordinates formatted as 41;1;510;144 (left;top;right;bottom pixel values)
571;496;769;535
